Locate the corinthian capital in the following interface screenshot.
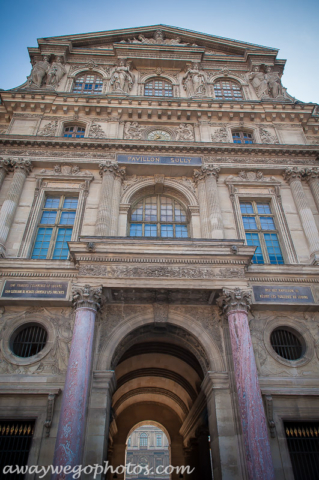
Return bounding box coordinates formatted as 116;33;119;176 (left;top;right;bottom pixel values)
193;164;220;183
217;287;252;315
283;167;305;183
304;167;319;181
11;158;33;175
72;284;102;311
99;161;126;180
0;158;12;173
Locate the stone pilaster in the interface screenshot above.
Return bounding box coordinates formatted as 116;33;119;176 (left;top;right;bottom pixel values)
0;158;11;191
110;165;126;236
95;162;125;236
284;167;319;263
217;288;275;480
193;169;209;238
305;167;319;212
52;284;102;480
0;158;32;257
194;164;224;239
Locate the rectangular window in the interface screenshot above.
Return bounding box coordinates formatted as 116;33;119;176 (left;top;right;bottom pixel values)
32;196;78;260
156;435;162;447
0;420;35;479
284;421;319;480
240;201;284;265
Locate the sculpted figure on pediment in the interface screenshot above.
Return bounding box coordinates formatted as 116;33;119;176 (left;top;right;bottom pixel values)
249;65;283;99
110;60;134;93
26;55;50;88
121;30;190;46
265;66;283;98
248;65;268;98
46;57;66;87
182;63;207;97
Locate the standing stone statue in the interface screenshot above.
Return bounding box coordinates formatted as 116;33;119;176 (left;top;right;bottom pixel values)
110;60;134;93
265;66;283;98
46;56;66;88
248;65;268;98
182;63;207;97
26;56;50;88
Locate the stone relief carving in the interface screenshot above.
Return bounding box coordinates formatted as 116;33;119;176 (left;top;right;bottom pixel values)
25;56;66;89
124;122;145;140
39;164;92;176
211;127;229;143
38;120;58;137
248;65;285;99
0;308;74;375
217;288;252;315
79;264;245;279
175;124;194;141
306;136;319;145
182;63;207;97
110;60;134;94
88;122;107;139
259;127;279;144
226;171;277;182
120;30;190;46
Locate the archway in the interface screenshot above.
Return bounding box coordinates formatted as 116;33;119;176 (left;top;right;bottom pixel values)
107;323;213;480
125;422;170;479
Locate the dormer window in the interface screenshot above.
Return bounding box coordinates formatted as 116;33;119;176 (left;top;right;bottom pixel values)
63;126;85;138
72;73;103;94
145;78;173;97
214;80;243;100
232;131;253;144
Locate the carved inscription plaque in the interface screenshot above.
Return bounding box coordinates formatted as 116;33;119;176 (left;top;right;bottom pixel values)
253;285;314;304
1;280;68;299
117;154;202;165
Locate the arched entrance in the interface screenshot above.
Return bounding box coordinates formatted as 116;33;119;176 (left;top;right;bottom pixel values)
125;422;170;479
106;323;213;480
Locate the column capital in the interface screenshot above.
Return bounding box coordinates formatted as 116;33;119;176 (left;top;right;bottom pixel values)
304;167;319;181
283;166;305;183
72;284;102;311
0;158;12;173
11;158;33;175
217;287;252;316
99;161;126;180
193;164;220;183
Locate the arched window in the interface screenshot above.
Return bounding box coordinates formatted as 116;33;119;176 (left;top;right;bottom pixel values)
63;125;85;138
214;80;243;100
140;433;148;447
145;78;173;97
129;195;188;238
72;72;103;94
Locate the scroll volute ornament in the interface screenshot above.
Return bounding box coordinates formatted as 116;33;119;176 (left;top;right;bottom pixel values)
217;287;252;315
72;284;102;311
283;167;305;183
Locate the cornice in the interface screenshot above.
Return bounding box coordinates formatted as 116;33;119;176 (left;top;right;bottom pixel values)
0;135;318;158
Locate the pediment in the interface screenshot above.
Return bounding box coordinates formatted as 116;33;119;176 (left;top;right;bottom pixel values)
39;24;278;58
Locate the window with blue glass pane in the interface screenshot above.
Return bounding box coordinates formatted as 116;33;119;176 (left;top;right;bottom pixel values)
53;228;72;260
31;195;78;260
232;131;253;144
130;224;142;236
63;126;85;138
264;233;284;264
32;228;53;259
129;196;189;239
240;201;284;265
72;73;103;95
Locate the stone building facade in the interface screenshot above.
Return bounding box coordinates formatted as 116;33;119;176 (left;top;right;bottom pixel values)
0;24;319;480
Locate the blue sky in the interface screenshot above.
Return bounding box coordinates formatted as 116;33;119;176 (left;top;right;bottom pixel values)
1;0;318;103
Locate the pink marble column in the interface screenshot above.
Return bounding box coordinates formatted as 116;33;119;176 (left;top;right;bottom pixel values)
218;288;275;480
52;284;102;479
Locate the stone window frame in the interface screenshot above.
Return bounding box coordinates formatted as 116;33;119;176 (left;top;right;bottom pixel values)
263;317;314;368
18;173;93;259
211;124;263;143
226;177;299;264
128;193;190;238
209;73;250;100
65;67;109;95
138;73;180;97
1;315;56;367
58;118;90;137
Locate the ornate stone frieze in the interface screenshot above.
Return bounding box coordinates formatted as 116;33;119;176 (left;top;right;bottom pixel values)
124;122;145;140
226;170;277;183
306;136;319;145
120;30;190;46
39;164;92;176
78;264;245;279
72;284;102;311
259;127;279;144
217;287;252;315
175;124;194;141
38;121;58;137
88;122;107;139
211;127;229;143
